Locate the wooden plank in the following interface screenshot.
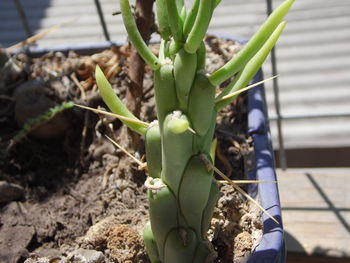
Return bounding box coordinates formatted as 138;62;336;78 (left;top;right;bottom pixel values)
287;253;350;263
278;168;350;257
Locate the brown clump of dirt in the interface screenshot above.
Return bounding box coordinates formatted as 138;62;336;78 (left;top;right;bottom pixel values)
233;232;253;262
211;185;262;263
106;224;147;263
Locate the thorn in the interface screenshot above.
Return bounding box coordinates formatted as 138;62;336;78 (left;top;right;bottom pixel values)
70;72;86;99
74;104;149;127
200;153;214;173
7;18;78;52
112;11;122;16
187;126;196;134
200;154;279;225
102;162;119;189
215;75;279;102
217;180;277;184
105;135;147;169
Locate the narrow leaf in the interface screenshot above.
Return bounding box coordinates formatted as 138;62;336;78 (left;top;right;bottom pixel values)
214;0;222;9
95;65;147;135
208;0;294;86
156;0;172;41
176;0;185;14
184;0;213;54
74;104;149;127
216;22;287;111
165;0;183;41
120;0;160;70
183;0;200;36
215;75;278;103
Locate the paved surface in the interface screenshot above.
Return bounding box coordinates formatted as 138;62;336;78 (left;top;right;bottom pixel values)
1;0;350;150
278;168;350;258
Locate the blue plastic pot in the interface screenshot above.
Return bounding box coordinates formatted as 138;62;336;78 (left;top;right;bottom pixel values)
246;69;285;263
214;35;285;262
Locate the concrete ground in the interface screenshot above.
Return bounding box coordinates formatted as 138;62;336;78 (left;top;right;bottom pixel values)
278;168;350;258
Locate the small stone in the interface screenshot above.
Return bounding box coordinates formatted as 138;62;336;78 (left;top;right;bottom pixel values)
0;181;25;203
0;224;35;263
24;255;62;263
69;249;105;263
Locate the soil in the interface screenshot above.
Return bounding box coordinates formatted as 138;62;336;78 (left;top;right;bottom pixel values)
0;36;262;263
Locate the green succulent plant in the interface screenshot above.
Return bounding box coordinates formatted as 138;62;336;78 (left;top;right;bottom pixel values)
94;0;294;262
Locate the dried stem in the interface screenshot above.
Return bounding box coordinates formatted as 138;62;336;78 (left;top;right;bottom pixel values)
126;0;155;147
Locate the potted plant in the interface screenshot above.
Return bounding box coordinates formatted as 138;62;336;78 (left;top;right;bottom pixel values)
91;0;294;262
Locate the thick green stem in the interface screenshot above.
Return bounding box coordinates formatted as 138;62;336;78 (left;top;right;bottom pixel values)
143;222;161;263
174;49;197;111
113;1;295;262
146;124;162;178
196;41;206;70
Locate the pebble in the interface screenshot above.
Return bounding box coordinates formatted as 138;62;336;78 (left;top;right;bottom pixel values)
0;181;25;203
69;248;105;263
24;249;105;263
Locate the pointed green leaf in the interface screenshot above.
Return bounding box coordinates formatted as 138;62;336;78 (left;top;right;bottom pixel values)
156;0;172;41
216;22;287;110
183;0;200;36
184;0;213;54
120;0;160;70
208;0;294;86
165;0;183;41
95;65;147;135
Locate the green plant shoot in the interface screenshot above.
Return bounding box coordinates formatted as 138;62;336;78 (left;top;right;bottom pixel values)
95;0;294;262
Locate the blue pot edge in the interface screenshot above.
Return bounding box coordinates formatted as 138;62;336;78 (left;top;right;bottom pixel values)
246;72;285;263
216;34;284;262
